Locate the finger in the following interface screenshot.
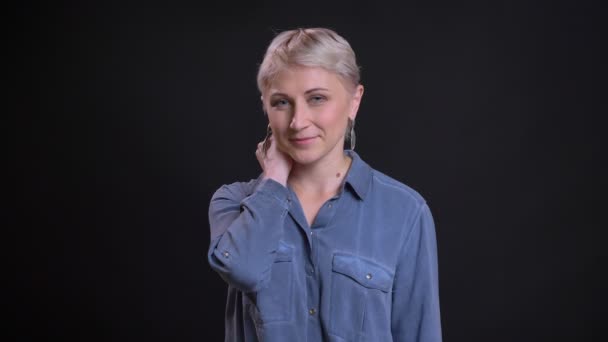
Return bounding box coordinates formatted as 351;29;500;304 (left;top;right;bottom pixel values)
263;136;273;149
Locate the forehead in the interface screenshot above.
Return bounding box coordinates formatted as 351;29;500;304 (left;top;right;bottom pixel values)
267;66;346;95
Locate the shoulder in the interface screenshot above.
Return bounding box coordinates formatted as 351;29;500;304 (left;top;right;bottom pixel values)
363;166;431;229
365;168;435;249
211;176;262;201
369;168;427;207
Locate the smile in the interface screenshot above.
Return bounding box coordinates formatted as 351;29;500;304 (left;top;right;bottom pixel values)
289;137;317;146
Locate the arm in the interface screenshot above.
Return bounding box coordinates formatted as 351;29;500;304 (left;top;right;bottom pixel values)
207;134;293;293
207;178;289;292
391;203;442;342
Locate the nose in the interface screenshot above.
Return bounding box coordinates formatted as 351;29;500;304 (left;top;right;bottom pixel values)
289;103;310;130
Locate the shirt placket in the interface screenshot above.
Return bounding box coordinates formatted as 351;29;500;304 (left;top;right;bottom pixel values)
287;188;341;341
308;196;340;341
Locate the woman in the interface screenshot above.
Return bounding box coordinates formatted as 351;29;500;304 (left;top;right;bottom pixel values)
208;27;442;342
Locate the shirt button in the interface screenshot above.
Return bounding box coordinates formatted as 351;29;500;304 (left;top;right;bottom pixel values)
222;251;230;258
328;204;332;208
309;308;316;316
307;265;314;275
366;273;373;280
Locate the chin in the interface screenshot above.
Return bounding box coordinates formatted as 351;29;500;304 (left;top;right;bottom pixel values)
289;151;319;165
282;138;345;166
286;148;325;165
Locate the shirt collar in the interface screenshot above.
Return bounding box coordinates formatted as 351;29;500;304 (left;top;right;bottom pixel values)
343;149;372;200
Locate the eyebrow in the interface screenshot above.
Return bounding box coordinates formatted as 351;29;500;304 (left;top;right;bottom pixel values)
270;87;330;97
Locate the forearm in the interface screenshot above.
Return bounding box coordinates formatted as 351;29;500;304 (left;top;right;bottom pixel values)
207;178;290;292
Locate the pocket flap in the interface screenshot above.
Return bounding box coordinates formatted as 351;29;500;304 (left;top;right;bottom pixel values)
274;241;294;262
332;253;394;292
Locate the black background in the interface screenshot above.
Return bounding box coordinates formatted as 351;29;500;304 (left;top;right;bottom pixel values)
16;1;605;341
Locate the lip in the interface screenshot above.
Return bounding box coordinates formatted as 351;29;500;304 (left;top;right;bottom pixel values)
289;136;317;145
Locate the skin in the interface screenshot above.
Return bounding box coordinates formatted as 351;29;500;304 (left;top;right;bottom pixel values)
255;66;364;225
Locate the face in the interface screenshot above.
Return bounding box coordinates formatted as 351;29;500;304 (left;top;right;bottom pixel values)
262;66;364;166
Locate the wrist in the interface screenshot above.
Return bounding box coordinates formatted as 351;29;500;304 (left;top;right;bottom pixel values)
263;171;289;187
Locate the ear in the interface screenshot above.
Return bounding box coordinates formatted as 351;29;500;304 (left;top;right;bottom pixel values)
349;84;364;120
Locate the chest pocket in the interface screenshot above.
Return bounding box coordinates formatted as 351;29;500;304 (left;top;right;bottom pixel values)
253;241;294;324
329;252;394;340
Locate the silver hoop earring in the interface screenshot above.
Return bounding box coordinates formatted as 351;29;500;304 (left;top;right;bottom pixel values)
348;118;356;150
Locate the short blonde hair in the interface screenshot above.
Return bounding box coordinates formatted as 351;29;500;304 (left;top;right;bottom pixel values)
257;28;361;93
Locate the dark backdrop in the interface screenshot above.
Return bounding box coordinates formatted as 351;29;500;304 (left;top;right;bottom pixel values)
16;1;604;341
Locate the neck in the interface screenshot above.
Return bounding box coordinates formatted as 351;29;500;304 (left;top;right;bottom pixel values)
288;151;353;197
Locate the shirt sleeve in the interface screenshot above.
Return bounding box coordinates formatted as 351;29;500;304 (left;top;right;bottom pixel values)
391;202;442;342
207;178;290;292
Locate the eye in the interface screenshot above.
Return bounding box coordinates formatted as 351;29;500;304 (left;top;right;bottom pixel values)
309;95;327;104
271;98;290;108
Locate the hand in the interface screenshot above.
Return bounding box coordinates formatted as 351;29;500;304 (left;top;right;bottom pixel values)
256;135;293;186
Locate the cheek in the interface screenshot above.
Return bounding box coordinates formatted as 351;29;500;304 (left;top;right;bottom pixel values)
267;116;291;147
321;105;349;131
267;112;287;129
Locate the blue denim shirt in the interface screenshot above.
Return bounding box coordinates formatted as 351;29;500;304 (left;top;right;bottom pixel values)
208;150;442;342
